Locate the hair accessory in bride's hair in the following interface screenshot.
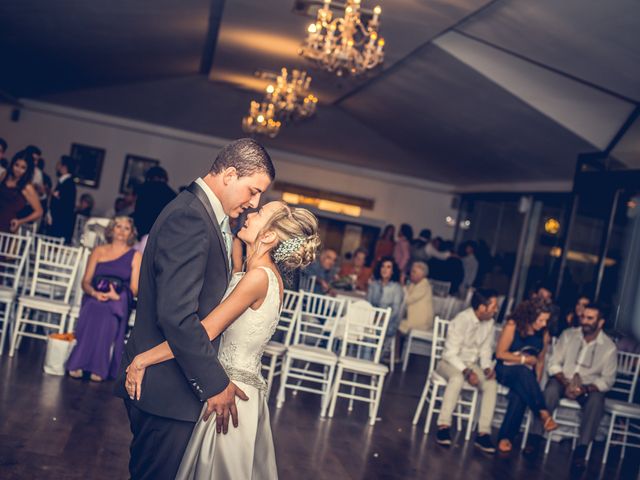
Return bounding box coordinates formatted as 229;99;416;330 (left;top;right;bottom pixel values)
273;236;305;263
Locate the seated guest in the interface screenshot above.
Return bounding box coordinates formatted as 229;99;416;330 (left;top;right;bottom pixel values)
524;303;617;469
561;294;591;334
75;193;95;217
49;155;77;243
398;261;434;335
529;283;561;336
435;288;498;453
67;217;142;382
367;256;404;357
303;247;337;294
494;299;558;453
0;150;43;233
338;247;372;291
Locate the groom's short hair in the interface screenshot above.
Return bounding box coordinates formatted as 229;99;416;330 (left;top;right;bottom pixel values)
210;138;275;180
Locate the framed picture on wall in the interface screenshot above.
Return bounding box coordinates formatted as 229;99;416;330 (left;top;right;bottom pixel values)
69;143;106;189
120;154;159;194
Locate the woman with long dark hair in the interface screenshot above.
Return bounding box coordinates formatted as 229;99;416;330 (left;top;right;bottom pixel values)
0;150;43;232
367;256;404;357
494;299;558;452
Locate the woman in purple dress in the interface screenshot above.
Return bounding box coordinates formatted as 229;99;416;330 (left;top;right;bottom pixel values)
67;216;142;381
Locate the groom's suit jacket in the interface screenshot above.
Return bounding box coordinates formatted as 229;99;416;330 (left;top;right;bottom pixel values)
115;182;231;422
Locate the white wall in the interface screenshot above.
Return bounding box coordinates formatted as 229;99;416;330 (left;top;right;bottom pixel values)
0;101;458;238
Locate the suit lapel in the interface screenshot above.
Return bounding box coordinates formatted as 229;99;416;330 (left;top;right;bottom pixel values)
186;182;230;281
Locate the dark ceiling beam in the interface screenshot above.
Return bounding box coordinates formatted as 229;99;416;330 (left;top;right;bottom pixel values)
454;29;640;106
199;0;226;75
333;0;502;106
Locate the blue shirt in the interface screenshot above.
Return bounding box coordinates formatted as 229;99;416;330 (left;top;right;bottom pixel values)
302;261;335;294
367;280;404;330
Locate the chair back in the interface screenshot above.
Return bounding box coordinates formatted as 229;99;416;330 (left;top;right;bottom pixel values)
300;274;317;292
72;215;90;246
430;316;451;376
271;289;301;346
292;290;345;351
339;300;391;364
70;248;91;308
430;279;451;297
0;232;31;291
29;239;82;303
433;295;456;319
612;351;640;402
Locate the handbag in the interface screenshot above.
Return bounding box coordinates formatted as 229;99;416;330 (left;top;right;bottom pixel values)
92;275;125;294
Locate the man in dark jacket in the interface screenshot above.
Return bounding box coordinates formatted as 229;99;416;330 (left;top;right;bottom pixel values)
132;166;177;238
49;155;77;243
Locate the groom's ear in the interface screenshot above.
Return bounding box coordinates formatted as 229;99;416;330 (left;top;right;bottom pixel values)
221;167;238;185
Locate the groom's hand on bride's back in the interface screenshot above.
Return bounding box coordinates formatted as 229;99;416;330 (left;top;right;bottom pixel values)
204;381;249;434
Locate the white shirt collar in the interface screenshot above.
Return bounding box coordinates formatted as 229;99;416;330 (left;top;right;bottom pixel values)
58;173;72;184
195;177;227;227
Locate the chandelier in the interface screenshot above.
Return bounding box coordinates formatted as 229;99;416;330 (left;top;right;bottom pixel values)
242;68;318;138
300;0;385;76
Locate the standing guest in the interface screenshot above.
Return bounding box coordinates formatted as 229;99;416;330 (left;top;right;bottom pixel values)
494;299;558;453
429;240;464;294
49;155;77;243
460;241;479;294
374;225;395;264
524;303;617;469
425;236;450;261
0;150;43;232
398;261;434;341
367;256;404;357
393;223;413;274
410;228;431;266
303;248;338;294
435;288;499;453
75;193;95;217
67;217;142;381
338;247;372;291
561;295;591;334
132;166;176;238
25;146;46;202
0;137;8;177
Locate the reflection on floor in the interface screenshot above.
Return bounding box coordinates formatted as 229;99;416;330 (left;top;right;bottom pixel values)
0;340;638;479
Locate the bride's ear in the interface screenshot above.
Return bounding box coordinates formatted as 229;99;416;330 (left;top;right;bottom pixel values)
259;230;277;247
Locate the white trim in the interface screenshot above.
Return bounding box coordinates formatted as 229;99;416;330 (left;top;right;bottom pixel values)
19;99;455;194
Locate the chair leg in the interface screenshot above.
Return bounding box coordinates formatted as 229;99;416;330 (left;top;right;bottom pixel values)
602;412;616;464
321;364;336;417
465;391;477;441
521;411;531;450
348;372;357;412
544;410;558;455
412;375;430;425
402;336;412;372
389;339;395;373
369;374;385;426
327;365;342;419
0;301;11;356
276;355;291;408
424;383;438;435
621;417;629;459
8;303;25;357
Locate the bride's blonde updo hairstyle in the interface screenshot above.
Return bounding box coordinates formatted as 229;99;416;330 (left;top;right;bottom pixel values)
259;203;321;270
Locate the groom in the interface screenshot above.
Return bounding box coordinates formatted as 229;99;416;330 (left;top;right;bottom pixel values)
115;138;275;479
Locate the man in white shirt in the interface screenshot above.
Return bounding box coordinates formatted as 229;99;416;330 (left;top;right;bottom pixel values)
436;288;499;453
525;303;617;469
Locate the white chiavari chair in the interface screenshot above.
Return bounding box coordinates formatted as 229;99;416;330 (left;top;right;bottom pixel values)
412;316;479;440
9;239;82;356
327;301;391;425
429;279;451;298
299;274;317;293
0;232;31;355
261;289;301;397
276;291;345;416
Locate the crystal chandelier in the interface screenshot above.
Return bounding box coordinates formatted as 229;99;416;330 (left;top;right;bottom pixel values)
242;68;318;138
300;0;385;76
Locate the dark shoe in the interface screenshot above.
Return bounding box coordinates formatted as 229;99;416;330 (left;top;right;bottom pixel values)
522;434;542;459
475;433;496;453
436;427;452;446
571;445;588;470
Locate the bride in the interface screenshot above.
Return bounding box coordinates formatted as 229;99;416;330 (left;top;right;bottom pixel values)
124;201;320;479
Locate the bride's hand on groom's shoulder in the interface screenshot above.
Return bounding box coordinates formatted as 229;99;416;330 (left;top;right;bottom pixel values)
125;357;146;401
204;381;249;435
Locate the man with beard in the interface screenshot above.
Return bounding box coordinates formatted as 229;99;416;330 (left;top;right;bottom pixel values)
524;303;617;469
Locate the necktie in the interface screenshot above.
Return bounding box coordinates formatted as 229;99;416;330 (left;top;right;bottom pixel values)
220;216;233;271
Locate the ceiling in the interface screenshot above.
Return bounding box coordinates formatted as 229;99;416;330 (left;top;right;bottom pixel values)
0;0;638;187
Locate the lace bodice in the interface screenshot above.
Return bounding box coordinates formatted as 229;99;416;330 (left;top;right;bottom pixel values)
218;267;281;392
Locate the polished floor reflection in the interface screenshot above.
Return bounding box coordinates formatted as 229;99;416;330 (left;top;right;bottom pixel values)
1;341;638;479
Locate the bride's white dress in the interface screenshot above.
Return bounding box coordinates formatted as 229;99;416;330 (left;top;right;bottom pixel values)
176;267;281;480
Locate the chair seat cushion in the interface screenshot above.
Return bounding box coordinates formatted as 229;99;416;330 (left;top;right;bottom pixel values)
18;295;71;314
264;342;287;356
409;329;433;341
287;344;337;364
338;356;389;374
558;398;581;409
605;399;640;418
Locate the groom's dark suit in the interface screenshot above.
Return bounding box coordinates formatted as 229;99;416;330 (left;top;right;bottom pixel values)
115;182;230;479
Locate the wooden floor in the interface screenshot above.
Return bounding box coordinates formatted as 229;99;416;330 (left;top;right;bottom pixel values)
1;340;638;480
